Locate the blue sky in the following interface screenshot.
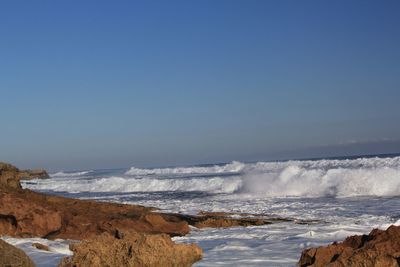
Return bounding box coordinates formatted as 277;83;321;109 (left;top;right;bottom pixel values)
1;1;400;170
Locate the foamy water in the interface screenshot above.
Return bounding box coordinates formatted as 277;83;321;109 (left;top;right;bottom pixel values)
15;155;400;266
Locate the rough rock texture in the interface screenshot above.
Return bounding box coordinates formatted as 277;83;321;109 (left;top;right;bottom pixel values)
0;162;190;239
179;211;314;229
0;188;190;239
0;162;310;241
58;231;202;267
0;239;36;267
32;242;50;251
0;162;22;189
18;169;49;180
298;225;400;267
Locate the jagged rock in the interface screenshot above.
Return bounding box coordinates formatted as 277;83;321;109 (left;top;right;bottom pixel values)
298;225;400;267
0;188;190;239
0;162;22;189
177;211;296;229
0;163;189;239
18;169;50;180
58;231;202;267
0;239;36;267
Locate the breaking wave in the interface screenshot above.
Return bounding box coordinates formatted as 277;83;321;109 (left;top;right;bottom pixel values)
27;156;400;198
125;161;245;176
240;156;400;197
51;170;93;177
26;176;243;194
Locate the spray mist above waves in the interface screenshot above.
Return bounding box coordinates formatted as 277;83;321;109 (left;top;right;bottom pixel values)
25;156;400;198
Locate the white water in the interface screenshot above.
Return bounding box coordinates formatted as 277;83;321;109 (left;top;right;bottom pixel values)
28;156;400;198
0;237;73;267
17;155;400;266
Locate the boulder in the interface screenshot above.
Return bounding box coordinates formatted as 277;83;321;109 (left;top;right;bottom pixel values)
32;242;50;251
0;239;35;267
58;231;202;267
298;225;400;267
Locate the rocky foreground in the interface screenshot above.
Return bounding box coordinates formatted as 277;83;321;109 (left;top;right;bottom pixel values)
0;238;35;267
0;162;300;266
2;162;400;266
299;224;400;267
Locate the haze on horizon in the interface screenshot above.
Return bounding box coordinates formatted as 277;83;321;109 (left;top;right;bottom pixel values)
1;1;400;171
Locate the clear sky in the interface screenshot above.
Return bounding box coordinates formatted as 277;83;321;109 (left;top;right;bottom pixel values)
1;1;400;171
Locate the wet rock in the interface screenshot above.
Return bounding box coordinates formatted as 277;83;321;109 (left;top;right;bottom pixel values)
32;242;50;251
0;239;35;267
58;231;202;267
298;225;400;267
177;211;294;229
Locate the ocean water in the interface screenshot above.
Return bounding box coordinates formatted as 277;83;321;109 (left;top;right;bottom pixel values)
5;154;400;266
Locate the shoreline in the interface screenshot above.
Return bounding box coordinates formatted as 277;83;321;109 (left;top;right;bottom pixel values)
1;162;399;266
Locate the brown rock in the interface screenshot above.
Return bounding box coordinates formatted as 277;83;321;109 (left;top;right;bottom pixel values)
177;211;294;229
58;231;202;267
18;169;50;180
0;162;190;239
32;242;50;251
0;162;22;190
0;239;36;267
0;188;190;239
298;225;400;267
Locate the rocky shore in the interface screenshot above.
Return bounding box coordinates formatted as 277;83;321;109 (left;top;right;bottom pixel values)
0;162;295;266
2;162;400;266
299;225;400;267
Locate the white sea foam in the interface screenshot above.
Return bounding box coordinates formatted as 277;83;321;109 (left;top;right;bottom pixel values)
51;170;93;177
17;156;400;267
125;161;245;176
26;176;243;194
30;156;400;198
1;237;72;267
240;157;400;197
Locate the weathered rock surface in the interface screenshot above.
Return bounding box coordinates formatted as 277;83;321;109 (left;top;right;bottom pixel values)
18;169;50;180
0;162;49;190
298;225;400;267
0;239;36;267
0;162;22;189
0;188;190;239
178;211;315;229
0;162;190;239
1;162;315;242
32;242;50;251
58;231;202;267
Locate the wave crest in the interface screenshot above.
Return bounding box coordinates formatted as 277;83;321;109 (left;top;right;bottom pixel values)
51;171;93;177
125;161;245;176
27;176;243;194
240;157;400;197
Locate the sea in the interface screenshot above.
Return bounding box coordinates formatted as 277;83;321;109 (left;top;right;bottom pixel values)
3;153;400;266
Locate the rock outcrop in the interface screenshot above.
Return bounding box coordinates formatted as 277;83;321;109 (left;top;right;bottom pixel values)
178;211;315;229
0;239;36;267
58;231;202;267
0;188;190;239
0;162;49;191
0;162;22;189
0;162;190;239
298;225;400;267
18;169;49;180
